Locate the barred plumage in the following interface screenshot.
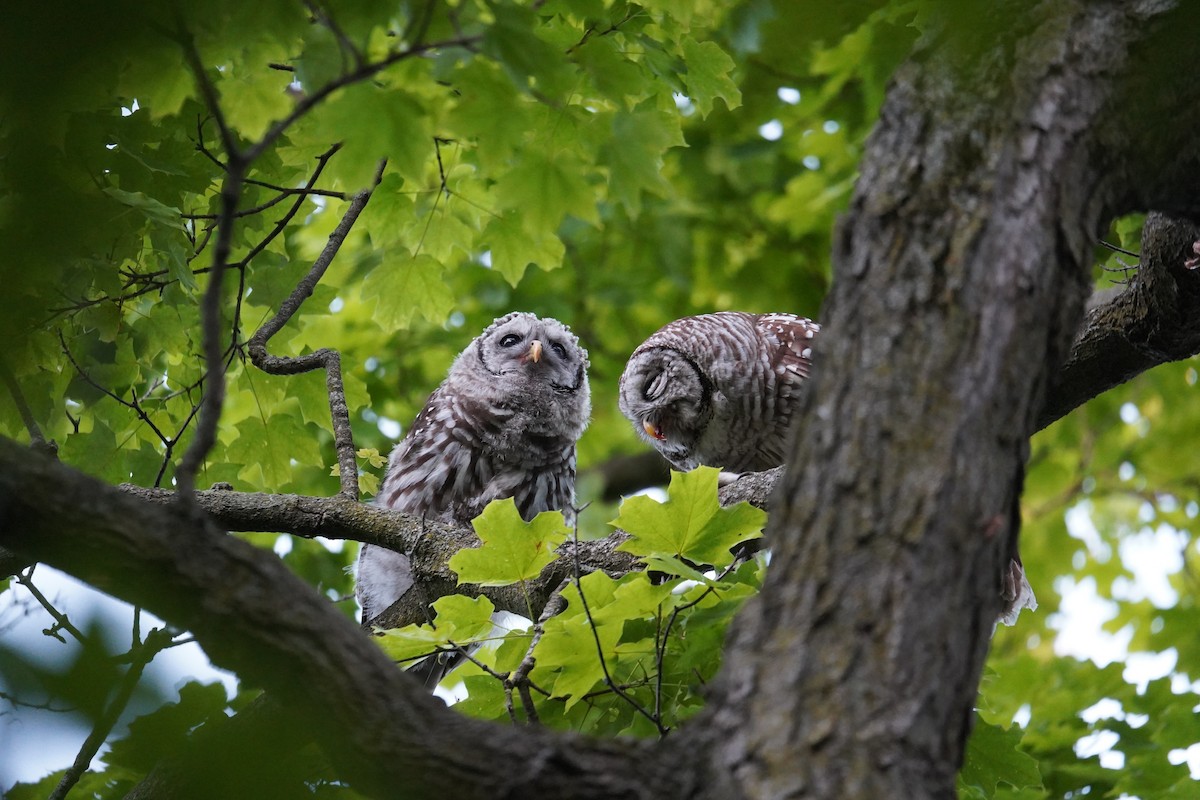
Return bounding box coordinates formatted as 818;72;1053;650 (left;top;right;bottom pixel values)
620;311;1037;626
618;312;820;472
356;312;590;624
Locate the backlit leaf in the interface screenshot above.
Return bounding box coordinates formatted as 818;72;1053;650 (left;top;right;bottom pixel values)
612;467;765;568
449;500;569;587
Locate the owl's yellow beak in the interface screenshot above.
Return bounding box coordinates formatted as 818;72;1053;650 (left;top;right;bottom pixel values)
528;340;543;363
643;419;666;440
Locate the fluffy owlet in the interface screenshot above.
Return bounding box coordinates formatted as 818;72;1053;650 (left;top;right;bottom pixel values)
356;312;591;624
618;312;820;473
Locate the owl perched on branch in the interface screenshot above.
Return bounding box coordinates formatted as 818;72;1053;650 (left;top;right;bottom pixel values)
619;310;1035;625
356;312;591;624
618;312;820;473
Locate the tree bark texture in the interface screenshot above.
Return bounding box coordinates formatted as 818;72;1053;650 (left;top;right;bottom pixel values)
4;3;1200;800
683;3;1200;799
0;438;676;800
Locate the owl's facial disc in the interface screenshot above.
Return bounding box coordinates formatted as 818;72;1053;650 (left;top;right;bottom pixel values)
476;313;587;396
618;348;711;465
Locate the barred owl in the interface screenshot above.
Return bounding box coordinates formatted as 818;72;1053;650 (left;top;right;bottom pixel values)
618;312;820;473
619;310;1036;626
356;312;591;624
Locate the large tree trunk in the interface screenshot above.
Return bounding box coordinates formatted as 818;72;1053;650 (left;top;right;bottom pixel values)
677;2;1200;798
3;3;1200;799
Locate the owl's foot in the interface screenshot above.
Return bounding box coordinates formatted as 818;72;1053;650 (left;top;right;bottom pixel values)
997;557;1037;626
717;470;742;486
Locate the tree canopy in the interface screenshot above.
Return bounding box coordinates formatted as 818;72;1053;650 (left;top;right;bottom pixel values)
2;1;1199;798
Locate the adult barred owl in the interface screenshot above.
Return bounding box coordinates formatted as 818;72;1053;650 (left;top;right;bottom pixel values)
356;312;591;624
618;311;820;473
618;310;1035;625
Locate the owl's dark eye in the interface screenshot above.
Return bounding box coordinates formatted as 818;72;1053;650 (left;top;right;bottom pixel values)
549;341;568;359
499;333;522;348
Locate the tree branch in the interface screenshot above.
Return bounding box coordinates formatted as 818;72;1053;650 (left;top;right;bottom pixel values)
48;627;173;800
246;158;386;499
0;437;680;800
174;34;247;499
118;483;638;625
1038;213;1200;428
0;358;55;458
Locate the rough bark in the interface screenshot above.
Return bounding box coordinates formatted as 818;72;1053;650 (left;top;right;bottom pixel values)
1039;213;1200;427
120;484;637;628
681;3;1200;799
4;3;1200;800
0;438;676;800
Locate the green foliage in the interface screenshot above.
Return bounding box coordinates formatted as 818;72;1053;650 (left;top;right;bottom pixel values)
2;0;1198;795
449;501;570;588
376;595;499;665
613;466;765;569
379;475;765;733
960;719;1044;798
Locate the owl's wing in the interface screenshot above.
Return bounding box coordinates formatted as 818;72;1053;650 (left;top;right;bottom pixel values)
757;313;819;383
377;386;496;521
744;313;821;469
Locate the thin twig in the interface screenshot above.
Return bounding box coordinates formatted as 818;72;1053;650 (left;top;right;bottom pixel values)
454;644;511;683
244;177;346;199
228;143;343;354
401;0;439;48
569;511;665;735
47;627;174;800
0;358;55;457
305;0;365;71
177;30;241;165
61;324;191;487
565;6;641;55
181;184;342;220
231;144;343;271
187;222;215;264
174;30;251;499
1097;238;1140;258
503;588;567;724
243;35;482;164
16;567;86;645
247;159;386;498
0;689;74;714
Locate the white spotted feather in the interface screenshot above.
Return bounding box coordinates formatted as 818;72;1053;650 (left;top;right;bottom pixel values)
618;312;820;472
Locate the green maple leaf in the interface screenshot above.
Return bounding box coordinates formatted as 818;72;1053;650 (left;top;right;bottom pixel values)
531;571;622;707
449;500;569;587
361;253;454;330
612;467;765;568
959;718;1043;794
601;108;685;215
483;210;565;286
374;595;497;663
494;151;598;232
681;37;742;116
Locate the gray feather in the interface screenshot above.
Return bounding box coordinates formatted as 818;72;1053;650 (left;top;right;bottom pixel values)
618;312;819;472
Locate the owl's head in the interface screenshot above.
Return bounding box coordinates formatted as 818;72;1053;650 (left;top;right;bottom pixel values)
473;312;589;395
618;346;712;471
